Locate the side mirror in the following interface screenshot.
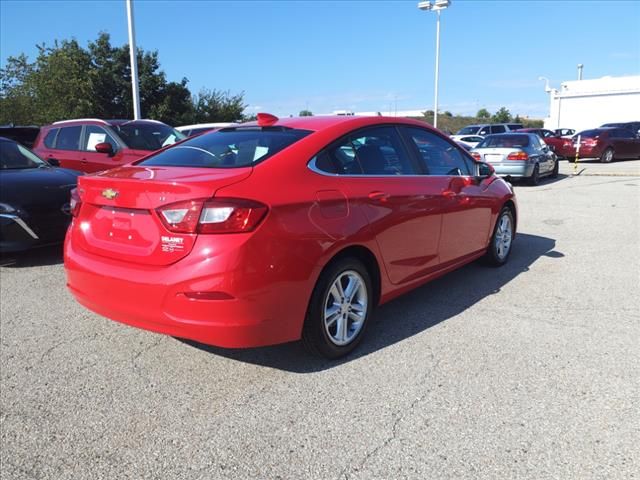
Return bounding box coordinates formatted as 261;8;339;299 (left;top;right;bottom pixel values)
477;162;494;179
95;142;114;156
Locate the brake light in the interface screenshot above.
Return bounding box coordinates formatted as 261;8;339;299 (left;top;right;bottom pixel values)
157;198;268;234
507;151;529;161
584;137;598;147
70;188;82;217
470;152;481;161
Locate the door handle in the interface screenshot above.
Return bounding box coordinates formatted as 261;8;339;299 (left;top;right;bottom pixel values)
442;190;457;197
368;191;390;201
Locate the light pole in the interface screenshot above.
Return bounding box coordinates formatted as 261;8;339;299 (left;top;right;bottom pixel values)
126;0;141;120
418;0;450;129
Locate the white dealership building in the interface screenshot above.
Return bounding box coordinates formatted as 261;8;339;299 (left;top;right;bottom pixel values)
543;75;640;132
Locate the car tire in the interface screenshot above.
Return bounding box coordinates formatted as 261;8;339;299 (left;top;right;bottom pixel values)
528;164;540;186
482;206;515;267
600;147;614;163
551;158;559;178
302;258;373;359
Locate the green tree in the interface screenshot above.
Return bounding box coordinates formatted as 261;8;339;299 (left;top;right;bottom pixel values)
514;114;522;123
192;88;246;123
0;32;246;126
443;111;453;117
492;107;512;123
476;108;490;119
299;109;313;117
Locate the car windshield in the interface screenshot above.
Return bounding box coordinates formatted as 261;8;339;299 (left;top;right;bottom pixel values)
456;126;480;135
139;127;312;168
0;140;49;169
477;135;530;148
112;122;186;151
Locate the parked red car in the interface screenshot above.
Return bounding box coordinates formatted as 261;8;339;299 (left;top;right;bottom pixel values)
65;114;517;358
517;128;571;157
33;119;185;173
555;127;640;162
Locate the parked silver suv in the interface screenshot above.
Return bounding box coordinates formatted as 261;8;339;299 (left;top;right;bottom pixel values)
451;123;523;141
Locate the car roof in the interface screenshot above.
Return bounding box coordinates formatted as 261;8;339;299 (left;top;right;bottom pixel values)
237;115;432;132
48;118;169;127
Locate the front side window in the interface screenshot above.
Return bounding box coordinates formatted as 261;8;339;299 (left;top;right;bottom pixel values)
0;141;48;169
310;126;416;176
403;127;472;176
55;126;82;150
491;125;507;134
140;127;312;168
84;125;118;151
113;122;186;151
456;126;481;135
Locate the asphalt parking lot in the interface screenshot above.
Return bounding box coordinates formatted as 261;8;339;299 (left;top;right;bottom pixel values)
1;163;639;479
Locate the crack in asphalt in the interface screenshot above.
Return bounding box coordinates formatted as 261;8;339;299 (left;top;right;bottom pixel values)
337;356;442;480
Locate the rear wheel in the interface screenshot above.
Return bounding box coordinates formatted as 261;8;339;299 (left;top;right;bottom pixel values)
302;258;373;359
528;164;540;186
550;158;559;178
483;207;515;267
600;147;614;163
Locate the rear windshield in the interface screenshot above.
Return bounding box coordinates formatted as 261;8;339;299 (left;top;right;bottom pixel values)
139;128;312;168
477;135;530;148
456;126;480;135
113;122;186;151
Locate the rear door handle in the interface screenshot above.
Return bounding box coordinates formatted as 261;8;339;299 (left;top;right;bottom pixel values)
368;191;390;201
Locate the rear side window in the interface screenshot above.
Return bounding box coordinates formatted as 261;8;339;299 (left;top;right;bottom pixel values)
55;126;82;150
403;127;472;176
491;125;507;134
310;126;417;176
43;129;59;148
140;128;312;168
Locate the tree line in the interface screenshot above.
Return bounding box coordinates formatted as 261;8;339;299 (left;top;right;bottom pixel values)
0;33;246;127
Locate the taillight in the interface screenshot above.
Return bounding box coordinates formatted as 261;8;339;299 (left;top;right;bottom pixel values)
70;188;82;217
470;152;481;161
584;137;598;147
157;200;203;233
157;198;268;234
507;151;529;161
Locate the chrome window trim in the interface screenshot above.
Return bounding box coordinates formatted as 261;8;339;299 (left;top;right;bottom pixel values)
0;214;39;239
307;156;474;178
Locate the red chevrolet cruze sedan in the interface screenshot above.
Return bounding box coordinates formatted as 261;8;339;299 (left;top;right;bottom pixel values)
65;114;517;358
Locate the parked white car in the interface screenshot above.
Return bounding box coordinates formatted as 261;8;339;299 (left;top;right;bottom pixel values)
451;123;523;142
176;122;237;137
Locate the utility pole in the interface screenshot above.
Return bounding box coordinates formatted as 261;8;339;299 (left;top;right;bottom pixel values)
126;0;141;119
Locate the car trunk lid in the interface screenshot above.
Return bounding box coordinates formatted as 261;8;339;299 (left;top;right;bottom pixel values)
73;165;251;265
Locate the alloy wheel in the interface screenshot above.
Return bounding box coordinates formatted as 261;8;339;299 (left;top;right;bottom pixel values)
323;271;368;346
495;214;513;261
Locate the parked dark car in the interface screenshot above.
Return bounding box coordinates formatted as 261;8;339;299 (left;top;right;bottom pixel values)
555;128;640;163
0;125;40;148
600;121;640;136
32;118;185;173
0;137;81;253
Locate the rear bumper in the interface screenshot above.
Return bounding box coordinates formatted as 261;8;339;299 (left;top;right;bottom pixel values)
489;162;534;178
557;145;602;158
64;233;319;348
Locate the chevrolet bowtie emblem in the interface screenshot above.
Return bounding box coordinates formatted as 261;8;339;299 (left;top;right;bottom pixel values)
102;188;118;200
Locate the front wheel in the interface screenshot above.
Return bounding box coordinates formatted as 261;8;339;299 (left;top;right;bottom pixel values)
600;147;614;163
302;258;373;359
483;207;515;267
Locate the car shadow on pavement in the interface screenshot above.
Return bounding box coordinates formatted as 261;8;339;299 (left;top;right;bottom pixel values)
510;173;569;187
179;232;560;373
0;245;64;268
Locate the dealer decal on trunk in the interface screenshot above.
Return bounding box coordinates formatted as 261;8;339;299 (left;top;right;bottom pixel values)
161;236;185;252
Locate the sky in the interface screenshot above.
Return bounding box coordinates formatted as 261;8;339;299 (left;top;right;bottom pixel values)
1;0;640;119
